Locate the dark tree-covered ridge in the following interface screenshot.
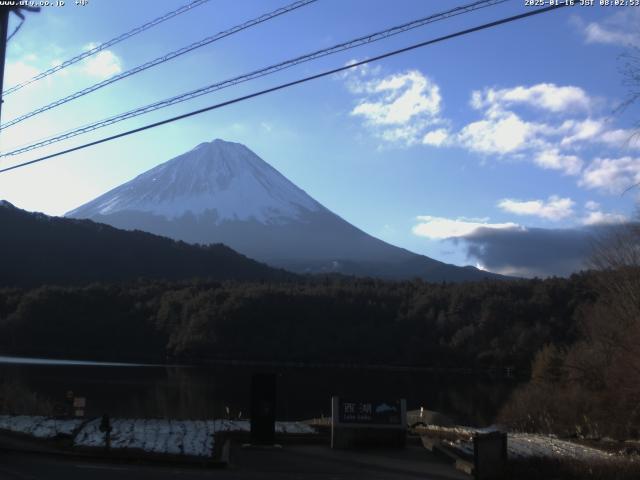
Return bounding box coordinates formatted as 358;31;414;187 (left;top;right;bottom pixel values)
0;200;293;287
0;273;598;369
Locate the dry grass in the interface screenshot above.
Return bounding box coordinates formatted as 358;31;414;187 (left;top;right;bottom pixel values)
416;424;640;479
496;379;640;441
506;456;640;480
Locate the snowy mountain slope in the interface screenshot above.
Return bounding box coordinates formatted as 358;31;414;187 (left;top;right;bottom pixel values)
67;140;321;224
67;139;499;281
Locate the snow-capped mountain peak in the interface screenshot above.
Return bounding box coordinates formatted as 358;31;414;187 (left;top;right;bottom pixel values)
67;139;321;224
66;138;499;281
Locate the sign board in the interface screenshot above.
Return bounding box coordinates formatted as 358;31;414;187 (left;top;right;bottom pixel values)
331;396;406;449
73;397;86;408
74;409;85;417
338;399;402;425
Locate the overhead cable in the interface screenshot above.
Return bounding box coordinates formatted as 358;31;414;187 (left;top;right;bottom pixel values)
0;2;570;174
1;0;508;156
2;0;212;96
0;0;317;131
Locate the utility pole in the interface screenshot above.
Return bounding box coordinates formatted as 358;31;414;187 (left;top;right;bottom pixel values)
0;6;39;124
0;7;10;124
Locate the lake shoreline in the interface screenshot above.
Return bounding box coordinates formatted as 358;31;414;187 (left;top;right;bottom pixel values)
0;354;520;377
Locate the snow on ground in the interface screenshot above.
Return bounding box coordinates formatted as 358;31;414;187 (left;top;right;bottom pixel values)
0;416;316;458
0;415;83;438
443;434;616;461
74;418;217;457
1;415;617;462
276;421;317;434
74;418;314;457
507;433;616;461
421;424;617;461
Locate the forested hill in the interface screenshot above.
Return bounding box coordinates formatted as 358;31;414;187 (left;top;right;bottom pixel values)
0;274;598;368
0;201;294;286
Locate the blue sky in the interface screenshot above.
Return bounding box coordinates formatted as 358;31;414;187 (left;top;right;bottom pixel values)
1;0;639;277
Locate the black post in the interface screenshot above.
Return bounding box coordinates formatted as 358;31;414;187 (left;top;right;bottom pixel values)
250;373;276;445
0;6;39;123
99;414;112;451
0;7;10;124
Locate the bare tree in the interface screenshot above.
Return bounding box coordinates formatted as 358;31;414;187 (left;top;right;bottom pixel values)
580;222;640;437
619;47;640;120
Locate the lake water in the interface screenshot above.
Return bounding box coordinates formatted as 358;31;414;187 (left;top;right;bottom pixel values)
0;356;518;426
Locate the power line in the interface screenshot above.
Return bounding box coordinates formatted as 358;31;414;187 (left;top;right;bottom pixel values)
1;0;507;157
0;0;317;132
0;2;570;175
1;0;503;137
2;0;211;97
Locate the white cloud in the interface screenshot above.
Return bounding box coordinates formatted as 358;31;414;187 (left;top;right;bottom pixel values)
576;10;640;48
346;69;444;146
585;200;600;211
345;69;636;183
458;112;543;155
339;60;382;93
581;210;628;226
457;84;637;181
422;128;450;147
580;156;640;194
559;118;604;146
585;22;639;47
580;197;628;225
380;122;430;146
599;129;640;150
412;215;520;239
456;83;596;158
498;195;575;221
351;70;441;126
81;44;122;78
557;119;640;151
471;83;592;114
4;61;39;87
534;149;583;176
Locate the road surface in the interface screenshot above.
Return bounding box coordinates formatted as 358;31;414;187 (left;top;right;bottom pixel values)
0;445;468;479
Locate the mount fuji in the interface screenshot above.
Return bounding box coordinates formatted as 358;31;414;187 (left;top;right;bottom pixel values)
67;139;497;281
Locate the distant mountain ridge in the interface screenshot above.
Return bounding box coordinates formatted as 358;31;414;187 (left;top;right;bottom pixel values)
0;200;292;287
67;139;501;282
